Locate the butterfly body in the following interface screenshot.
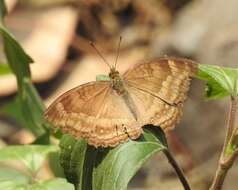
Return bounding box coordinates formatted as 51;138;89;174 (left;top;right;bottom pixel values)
109;67;126;95
45;58;197;147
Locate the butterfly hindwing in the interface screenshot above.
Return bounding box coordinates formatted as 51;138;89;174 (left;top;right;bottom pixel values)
123;58;197;130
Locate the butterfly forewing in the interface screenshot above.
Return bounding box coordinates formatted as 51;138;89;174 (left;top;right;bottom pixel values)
123;58;197;104
44;81;142;147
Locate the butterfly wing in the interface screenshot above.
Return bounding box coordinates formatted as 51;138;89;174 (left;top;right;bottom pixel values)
123;57;197;130
44;81;142;147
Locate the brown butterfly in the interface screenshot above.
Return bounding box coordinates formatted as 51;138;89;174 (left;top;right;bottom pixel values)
44;39;197;147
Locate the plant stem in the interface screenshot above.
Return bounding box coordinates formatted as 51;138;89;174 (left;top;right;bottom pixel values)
210;96;237;190
163;149;191;190
223;96;237;155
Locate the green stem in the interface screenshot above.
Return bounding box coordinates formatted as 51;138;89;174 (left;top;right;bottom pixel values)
210;96;237;190
163;149;191;190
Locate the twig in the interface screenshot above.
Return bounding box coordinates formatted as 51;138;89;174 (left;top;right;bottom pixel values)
163;149;191;190
210;95;237;190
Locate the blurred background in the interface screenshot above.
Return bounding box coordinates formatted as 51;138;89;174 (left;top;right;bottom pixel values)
0;0;238;189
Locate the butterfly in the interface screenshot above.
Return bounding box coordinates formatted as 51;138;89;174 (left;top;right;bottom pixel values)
44;39;197;147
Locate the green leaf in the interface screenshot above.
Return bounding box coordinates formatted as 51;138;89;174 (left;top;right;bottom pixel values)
93;128;166;190
0;19;48;137
0;97;24;125
197;64;238;99
59;134;77;185
0;26;33;81
0;63;12;75
0;13;32;85
77;143;97;190
0;86;48;137
0;167;30;184
0;0;7;22
0;145;59;173
0;168;74;190
96;74;111;81
0;167;73;190
30;178;74;190
60;134;98;190
0;167;30;190
19;79;48;136
60;125;167;190
32;131;50;145
48;151;65;178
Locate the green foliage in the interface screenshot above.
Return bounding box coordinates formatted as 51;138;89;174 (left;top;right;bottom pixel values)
1;95;50;143
0;97;23;124
0;145;73;190
0;145;59;173
197;64;238;99
96;74;111;81
48;151;65;178
225;127;238;156
59;125;167;190
0;27;33;80
0;1;49;138
18;79;48;136
29;178;74;190
59;134;78;184
0;167;74;190
0;4;68;189
231;129;238;151
0;63;12;75
0;0;7;22
0;167;31;190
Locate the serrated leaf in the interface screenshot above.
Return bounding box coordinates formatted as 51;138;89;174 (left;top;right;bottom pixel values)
197;64;238;99
60;125;167;190
0;145;59;173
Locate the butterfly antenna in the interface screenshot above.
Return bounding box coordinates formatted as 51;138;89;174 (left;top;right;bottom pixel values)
114;36;122;69
90;41;111;68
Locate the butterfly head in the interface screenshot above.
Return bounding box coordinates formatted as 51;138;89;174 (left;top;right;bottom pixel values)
109;67;120;79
